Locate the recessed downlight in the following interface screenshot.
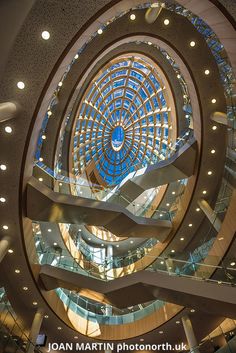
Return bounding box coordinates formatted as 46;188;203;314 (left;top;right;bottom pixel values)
190;41;196;47
44;315;49;319
74;54;79;60
204;69;210;75
23;287;28;291
15;269;20;274
202;190;207;195
38;177;43;182
42;134;46;140
0;197;6;203
207;171;213;175
53;242;58;246
39;157;43;162
164;19;170;25
57;327;62;330
230;262;236;266
211;98;216;104
3;225;8;230
196;208;200;212
147;41;152;46
180;237;185;241
32;301;38;306
8;249;14;254
97;28;103;35
130;13;136;20
17;81;25;90
47;229;52;232
211;149;216;154
5;126;12;134
188;223;193;227
0;164;7;171
58;81;63;87
41;31;50;40
190;309;195;313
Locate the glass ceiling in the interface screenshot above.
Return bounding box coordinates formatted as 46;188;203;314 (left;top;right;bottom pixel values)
73;54;175;185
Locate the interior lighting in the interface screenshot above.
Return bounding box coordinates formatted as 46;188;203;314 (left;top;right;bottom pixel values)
74;336;78;339
42;134;46;140
47;229;52;232
23;287;28;291
159;331;164;334
39;157;43;162
204;69;210;75
207;171;213;175
130;13;136;20
5;126;12;133
97;28;103;35
211;149;216;154
0;197;6;203
101;243;104;247
196;208;200;212
190;41;196;47
172;191;176;195
53;242;58;246
230;262;236;266
74;54;79;59
17;81;25;89
58;81;63;87
176;321;180;324
164;19;169;25
0;164;7;170
166;203;170;207
41;31;50;40
180;237;185;241
212;125;217;130
57;327;62;330
38;178;43;182
190;309;195;313
47;110;52;116
44;315;49;319
148;41;152;46
8;249;14;254
3;225;8;230
32;302;38;306
130;240;134;244
188;223;193;227
15;269;20;274
211;98;216;104
171;249;175;253
202;190;207;195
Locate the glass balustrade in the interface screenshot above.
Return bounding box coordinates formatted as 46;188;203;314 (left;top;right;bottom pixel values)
0;288;42;353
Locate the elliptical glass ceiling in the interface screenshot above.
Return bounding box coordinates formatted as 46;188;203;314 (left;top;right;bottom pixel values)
73;55;174;186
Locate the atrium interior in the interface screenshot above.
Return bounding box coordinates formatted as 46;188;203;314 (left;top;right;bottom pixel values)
0;0;236;352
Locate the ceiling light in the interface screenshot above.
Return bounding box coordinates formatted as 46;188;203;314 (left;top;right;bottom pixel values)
8;249;14;254
47;229;52;232
116;244;119;248
15;269;20;274
97;28;103;35
196;208;200;212
219;236;224;241
53;242;58;246
130;240;134;244
5;126;12;133
166;203;170;207
41;31;50;40
211;98;216;104
32;301;38;306
47;110;52;116
39;157;43;162
130;13;136;20
164;19;170;25
88;237;91;241
0;164;7;170
190;41;196;47
3;225;8;230
188;223;193;227
202;190;207;194
57;327;62;330
44;315;49;319
74;336;78;339
180;237;184;241
74;54;79;60
171;249;175;253
38;177;43;182
190;309;195;313
159;331;163;334
59;182;62;186
211;149;216;154
140;338;144;342
148;41;152;46
176;320;180;324
23;287;28;291
17;81;25;90
0;197;6;203
177;74;181;79
79;229;81;232
172;191;176;195
204;69;210;75
212;125;217;130
58;81;63;87
160;261;164;265
230;262;236;266
207;171;213;175
101;243;104;247
42;134;46;140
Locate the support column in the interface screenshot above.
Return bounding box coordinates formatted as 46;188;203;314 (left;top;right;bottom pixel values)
197;199;222;232
0;236;11;263
0;102;18;122
210;111;227;126
105;305;112;353
107;244;113;270
27;308;44;353
165;257;175;275
181;315;200;353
